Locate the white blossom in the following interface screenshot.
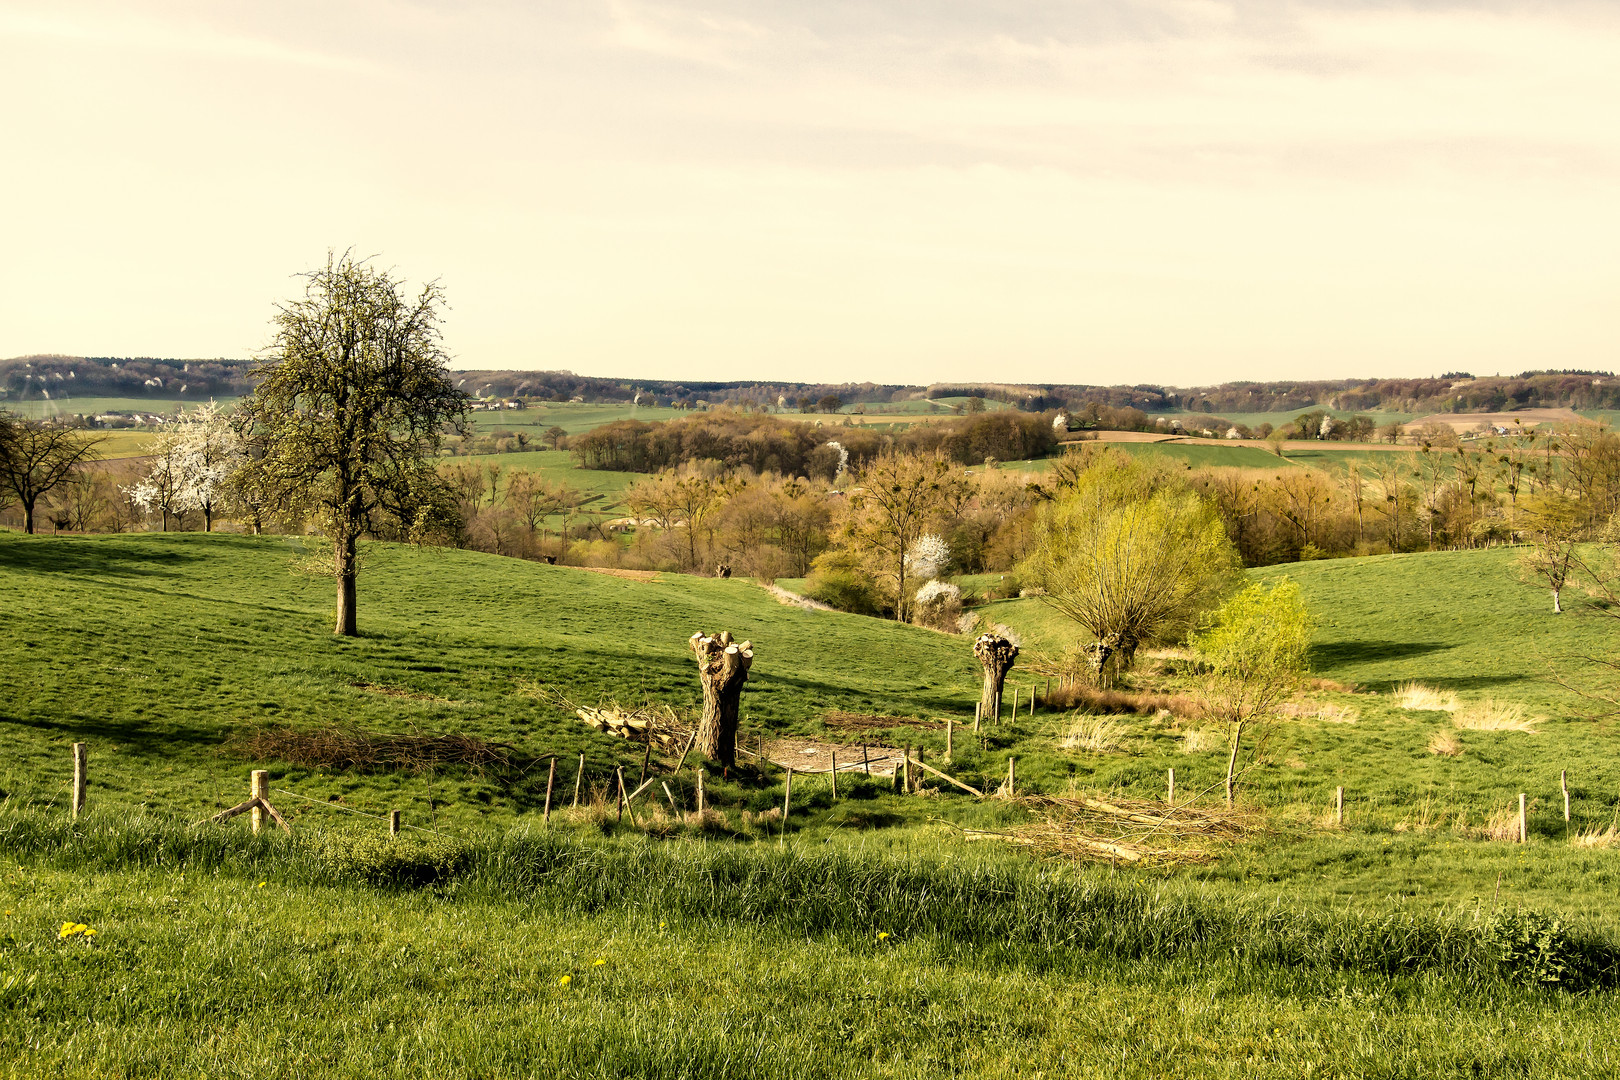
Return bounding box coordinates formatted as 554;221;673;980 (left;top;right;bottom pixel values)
915;579;961;606
904;533;950;579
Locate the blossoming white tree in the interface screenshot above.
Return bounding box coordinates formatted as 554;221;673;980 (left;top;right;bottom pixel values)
905;533;950;581
128;401;244;532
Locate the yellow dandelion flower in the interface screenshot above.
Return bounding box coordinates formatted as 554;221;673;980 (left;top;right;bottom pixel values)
659;921;667;929
592;958;606;966
84;928;97;937
557;975;571;986
257;882;267;888
877;932;889;940
59;922;88;939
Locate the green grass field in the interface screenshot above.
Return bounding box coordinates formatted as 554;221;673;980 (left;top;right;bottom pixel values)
1166;408;1416;430
2;396;227;420
6;533;1620;1075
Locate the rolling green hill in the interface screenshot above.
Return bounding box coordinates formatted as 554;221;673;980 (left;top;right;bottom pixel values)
7;533;1620;1075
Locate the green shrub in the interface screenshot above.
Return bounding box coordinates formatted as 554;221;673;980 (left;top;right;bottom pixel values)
312;830;473;887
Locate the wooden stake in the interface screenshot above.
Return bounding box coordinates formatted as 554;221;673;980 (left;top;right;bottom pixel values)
905;745;914;794
1562;769;1570;823
781;769;793;842
1335;786;1344;826
909;755;986;798
251;770;269;835
661;781;680;816
1005;756;1015;797
572;752;584;809
638;742;652;787
946;717;953;762
673;730;698;774
389;809;401;837
915;747;926;795
862;744;870;775
1519;792;1527;843
973;701;981;734
543;757;557;824
71;742;87;820
615;767;626;824
696;768;706;814
1167;767;1175;806
830;752;838;800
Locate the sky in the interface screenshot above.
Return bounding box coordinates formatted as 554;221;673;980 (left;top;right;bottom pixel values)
1;0;1616;386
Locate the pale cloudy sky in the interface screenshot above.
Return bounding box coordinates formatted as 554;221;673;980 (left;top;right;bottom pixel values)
1;1;1616;385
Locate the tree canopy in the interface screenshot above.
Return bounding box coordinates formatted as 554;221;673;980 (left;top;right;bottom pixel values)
239;253;467;635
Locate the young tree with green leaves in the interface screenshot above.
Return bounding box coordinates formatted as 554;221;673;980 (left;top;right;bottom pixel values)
1518;491;1581;613
1023;447;1239;672
841;450;961;623
238;253;468;636
1191;580;1312;807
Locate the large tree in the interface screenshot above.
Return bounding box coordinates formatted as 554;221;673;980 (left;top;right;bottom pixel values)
841;450;964;623
0;415;104;534
239;253;467;635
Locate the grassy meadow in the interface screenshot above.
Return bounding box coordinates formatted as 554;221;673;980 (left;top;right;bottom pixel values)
6;531;1620;1074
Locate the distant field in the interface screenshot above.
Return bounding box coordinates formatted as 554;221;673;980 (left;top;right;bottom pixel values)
464;401;682;435
1166;408;1415;430
454;449;639;520
3;396;227;420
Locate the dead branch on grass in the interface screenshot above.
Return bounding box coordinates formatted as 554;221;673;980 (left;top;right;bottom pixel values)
950;791;1257;866
519;682;694;749
231;727;529;777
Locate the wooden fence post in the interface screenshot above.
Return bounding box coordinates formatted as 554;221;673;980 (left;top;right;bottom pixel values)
1335;786;1344;827
862;744;870;775
1006;757;1016;798
615;767;626;824
781;769;793;842
1167;767;1175;806
638;742;652;787
71;743;87;820
251;770;269;834
1518;793;1527;844
914;747;926;795
662;781;680;817
696;768;706;814
543;757;557;824
1562;770;1570;824
572;753;584;809
973;702;981;734
389;809;401;838
830;752;838;800
946;717;953;762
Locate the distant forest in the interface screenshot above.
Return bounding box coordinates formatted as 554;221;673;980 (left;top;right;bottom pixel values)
4;354;1617;417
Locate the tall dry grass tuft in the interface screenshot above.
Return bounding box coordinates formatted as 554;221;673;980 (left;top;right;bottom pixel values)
1395;683;1459;712
1060;714;1127;753
1428;730;1463;756
1181;728;1226;754
1280;701;1359;724
1572;826;1620;849
1453;699;1541;733
1041;683;1203;718
1469;807;1522;842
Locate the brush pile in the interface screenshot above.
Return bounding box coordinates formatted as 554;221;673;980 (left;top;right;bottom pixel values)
526;683;691;748
233;727;526;777
961;792;1255;866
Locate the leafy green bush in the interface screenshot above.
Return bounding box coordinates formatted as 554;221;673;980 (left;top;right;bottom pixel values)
802;550;884;615
1477;908;1578;986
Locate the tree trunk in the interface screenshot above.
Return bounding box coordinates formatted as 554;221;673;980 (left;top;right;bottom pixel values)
973;634;1019;720
690;631;754;767
334;534;359;636
1552;588;1562;614
1225;720;1245;808
21;497;35;534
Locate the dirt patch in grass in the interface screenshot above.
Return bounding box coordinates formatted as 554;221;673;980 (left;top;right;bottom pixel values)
821;710;943;732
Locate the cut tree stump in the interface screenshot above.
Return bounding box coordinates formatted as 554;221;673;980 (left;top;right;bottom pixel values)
689;630;755;768
973;634;1019;722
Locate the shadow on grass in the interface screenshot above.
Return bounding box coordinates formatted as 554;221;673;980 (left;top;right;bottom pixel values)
1311;640;1451;669
0;535;203;580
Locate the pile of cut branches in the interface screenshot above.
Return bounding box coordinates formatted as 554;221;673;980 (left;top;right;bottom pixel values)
231;727;529;777
957;792;1256;866
523;683;691;749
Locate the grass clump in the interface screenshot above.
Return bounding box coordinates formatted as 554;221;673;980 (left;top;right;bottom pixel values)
1454;699;1542;732
1059;714;1127;753
1396;683;1460;712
